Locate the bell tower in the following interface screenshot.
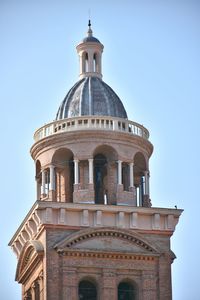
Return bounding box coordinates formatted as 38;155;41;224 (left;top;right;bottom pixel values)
9;22;182;300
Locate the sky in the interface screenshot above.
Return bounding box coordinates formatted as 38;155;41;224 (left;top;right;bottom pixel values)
0;0;200;299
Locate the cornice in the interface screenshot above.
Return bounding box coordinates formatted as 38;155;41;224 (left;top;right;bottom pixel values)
30;129;153;160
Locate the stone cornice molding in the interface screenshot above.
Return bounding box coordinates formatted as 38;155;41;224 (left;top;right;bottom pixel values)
54;227;159;254
31;129;153;160
58;249;158;261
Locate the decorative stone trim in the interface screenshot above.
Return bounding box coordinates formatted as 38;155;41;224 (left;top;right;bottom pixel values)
58;249;157;261
55;228;156;253
15;240;44;283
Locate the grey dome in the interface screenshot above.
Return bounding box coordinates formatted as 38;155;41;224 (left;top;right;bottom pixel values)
82;36;100;43
56;77;127;120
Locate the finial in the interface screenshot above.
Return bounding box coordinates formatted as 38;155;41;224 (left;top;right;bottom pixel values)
87;19;93;37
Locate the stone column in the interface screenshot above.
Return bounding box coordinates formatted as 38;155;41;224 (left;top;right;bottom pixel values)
88;50;94;72
129;162;134;187
74;159;79;185
88;158;94;184
49;165;55;190
117;160;122;185
41;170;46;197
49;165;56;201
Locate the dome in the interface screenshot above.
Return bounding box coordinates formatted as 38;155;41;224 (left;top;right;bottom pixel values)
56;77;128;120
82;36;100;43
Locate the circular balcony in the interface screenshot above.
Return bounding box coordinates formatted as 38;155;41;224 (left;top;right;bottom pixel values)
34;116;149;142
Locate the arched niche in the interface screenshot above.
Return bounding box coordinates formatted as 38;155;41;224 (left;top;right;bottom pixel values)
52;148;74;203
118;280;138;300
93;145;118;205
78;278;97;300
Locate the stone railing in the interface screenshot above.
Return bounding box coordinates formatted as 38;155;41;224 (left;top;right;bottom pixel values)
34;116;149;142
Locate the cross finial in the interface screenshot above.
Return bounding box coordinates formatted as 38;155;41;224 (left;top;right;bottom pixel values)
87;19;93;37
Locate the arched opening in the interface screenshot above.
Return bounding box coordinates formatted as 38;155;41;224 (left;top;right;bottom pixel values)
122;162;129;191
78;280;97;300
42;168;50;197
93;145;118;205
83;52;89;73
52;148;74;203
93;53;98;72
35;160;41;200
134;152;147;206
118;281;136;300
94;154;107;204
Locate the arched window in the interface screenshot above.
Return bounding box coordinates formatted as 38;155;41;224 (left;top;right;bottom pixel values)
118;281;136;300
78;280;97;300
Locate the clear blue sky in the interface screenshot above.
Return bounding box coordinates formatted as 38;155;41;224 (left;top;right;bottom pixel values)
1;1;199;299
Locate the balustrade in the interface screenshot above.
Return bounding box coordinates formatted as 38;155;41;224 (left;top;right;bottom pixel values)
34;116;149;142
